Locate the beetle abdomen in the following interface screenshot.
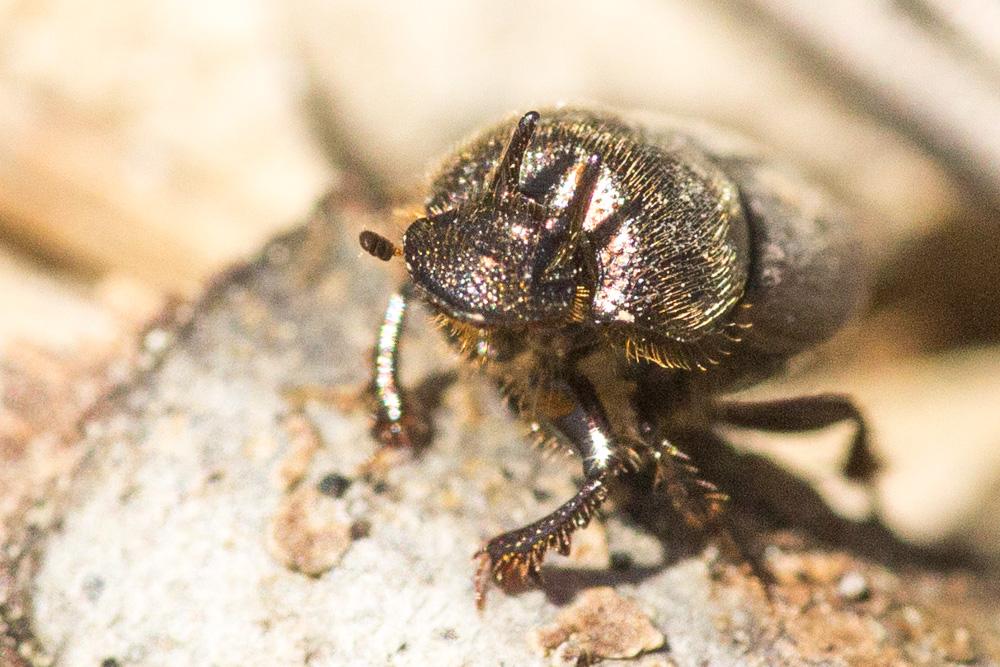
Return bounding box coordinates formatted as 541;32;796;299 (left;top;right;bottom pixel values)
659;118;867;381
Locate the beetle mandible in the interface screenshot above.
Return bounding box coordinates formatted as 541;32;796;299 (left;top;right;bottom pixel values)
358;107;877;605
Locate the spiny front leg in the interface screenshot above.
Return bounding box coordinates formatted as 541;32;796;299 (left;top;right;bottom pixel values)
477;476;612;583
475;375;636;607
367;283;429;451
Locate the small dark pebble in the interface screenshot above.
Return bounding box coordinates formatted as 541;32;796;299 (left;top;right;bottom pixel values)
317;472;352;498
610;552;634;571
350;520;372;540
81;574;106;602
532;488;552;502
371;480;389;495
101;659;121;667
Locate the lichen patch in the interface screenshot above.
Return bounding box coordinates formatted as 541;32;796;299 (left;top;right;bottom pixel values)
266;485;353;576
530;586;665;663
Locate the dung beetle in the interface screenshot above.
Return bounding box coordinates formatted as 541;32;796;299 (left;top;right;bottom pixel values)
358;107;878;605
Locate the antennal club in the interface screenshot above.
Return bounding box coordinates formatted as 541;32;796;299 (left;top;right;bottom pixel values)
359;230;399;262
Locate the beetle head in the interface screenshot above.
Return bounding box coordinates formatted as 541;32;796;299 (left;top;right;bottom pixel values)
399;112;600;326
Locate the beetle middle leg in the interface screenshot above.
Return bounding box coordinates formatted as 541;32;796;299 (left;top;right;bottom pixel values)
714;394;880;483
644;436;730;531
475;374;639;606
366;282;433;451
282;281;430;452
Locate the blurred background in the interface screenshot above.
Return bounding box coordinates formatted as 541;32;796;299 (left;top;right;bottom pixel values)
2;1;1000;561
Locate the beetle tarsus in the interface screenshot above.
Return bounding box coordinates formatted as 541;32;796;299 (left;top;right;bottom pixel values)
368;404;428;450
649;439;729;529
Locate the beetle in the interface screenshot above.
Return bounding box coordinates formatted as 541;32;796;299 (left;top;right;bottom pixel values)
358;107;878;605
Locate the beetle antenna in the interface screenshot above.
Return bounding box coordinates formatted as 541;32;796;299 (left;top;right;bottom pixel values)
359;230;400;262
486;111;540;202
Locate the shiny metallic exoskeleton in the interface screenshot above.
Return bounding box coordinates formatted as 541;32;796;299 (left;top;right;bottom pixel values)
359;108;876;605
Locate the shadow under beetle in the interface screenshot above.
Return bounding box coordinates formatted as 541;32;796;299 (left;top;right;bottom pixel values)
359;108;879;606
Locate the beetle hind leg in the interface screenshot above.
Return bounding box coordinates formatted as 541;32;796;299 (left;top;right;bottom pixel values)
715;393;880;483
